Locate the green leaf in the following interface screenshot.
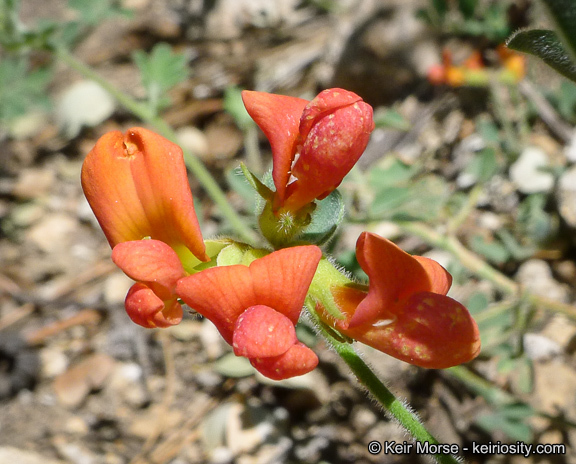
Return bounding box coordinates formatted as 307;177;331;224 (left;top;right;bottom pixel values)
0;57;51;122
239;163;273;201
513;358;534;394
226;166;258;213
371;187;412;216
507;29;576;83
464;147;499;183
517;194;556;243
495;229;535;261
469;235;510;264
540;0;576;60
466;292;490;314
476;404;534;442
373;108;411;131
216;243;249;267
369;158;417;189
300;189;345;246
68;0;124;25
476;117;501;145
370;175;449;221
431;0;448;19
556;81;576;119
132;43;189;113
457;0;477;19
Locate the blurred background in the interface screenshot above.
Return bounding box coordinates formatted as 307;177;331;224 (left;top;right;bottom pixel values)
1;0;576;463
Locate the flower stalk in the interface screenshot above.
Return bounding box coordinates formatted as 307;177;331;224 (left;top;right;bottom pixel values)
308;305;462;464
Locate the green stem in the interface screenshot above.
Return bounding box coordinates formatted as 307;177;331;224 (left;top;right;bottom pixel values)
54;46;257;244
305;304;461;464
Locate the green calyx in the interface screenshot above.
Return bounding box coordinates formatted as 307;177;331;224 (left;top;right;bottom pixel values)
307;257;361;322
258;201;314;249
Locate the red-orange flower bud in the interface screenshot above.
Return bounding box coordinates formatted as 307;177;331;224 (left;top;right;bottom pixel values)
242;89;374;212
81;127;208;263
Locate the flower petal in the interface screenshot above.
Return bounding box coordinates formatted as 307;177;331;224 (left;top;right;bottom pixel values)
298;88;363;141
125;282;183;328
250;342;319;380
81;127;207;261
233;305;297;358
176;245;322;344
241;91;308;203
343;292;481;368
348;232;451;328
250;245;322;324
112;240;185;299
285;89;374;211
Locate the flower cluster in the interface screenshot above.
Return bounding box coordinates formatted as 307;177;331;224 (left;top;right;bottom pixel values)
428;46;525;87
82;88;480;380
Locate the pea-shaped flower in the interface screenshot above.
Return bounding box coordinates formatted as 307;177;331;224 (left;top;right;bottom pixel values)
81;128;208;328
242;88;374;212
81;127;208;264
176;246;322;380
319;232;481;369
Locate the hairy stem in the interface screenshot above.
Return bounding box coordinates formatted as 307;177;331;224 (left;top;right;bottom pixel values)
307;304;462;464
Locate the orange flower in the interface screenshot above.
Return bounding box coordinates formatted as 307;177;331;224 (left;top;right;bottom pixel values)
176;246;322;379
242;89;374;212
112;240;186;328
320;232;480;369
81;127;208;264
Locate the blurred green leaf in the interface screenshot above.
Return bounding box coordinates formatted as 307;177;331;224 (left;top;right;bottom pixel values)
431;0;448;19
369;158;418;189
466;292;490;314
476;117;500;145
371;176;449;221
132;43;189;114
496;229;535;261
469;235;509;264
517;194;556;243
507;29;576;83
457;0;477;19
226;166;259;213
465;147;499;183
556;81;576;119
373;108;411;131
68;0;130;25
513;357;534;394
0;57;51;121
476;403;534;442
